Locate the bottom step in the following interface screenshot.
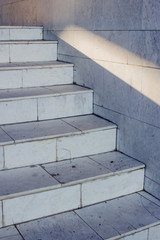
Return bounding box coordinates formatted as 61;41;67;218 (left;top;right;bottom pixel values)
0;151;144;227
0;191;160;240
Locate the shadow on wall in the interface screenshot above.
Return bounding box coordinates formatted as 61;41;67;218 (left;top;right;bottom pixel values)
45;26;160;198
53;26;160;105
46;26;160;125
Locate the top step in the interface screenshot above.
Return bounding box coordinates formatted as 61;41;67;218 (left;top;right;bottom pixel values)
0;26;43;41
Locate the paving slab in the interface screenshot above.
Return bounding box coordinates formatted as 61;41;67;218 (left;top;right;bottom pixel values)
0;201;2;227
0;69;23;89
82;169;144;207
0;98;37;125
45;84;92;95
4;139;57;169
138;191;160;207
43;156;111;184
0;226;23;240
1;119;80;143
0;87;52;101
57;128;116;161
0;41;57;44
76;192;160;239
38;90;93;121
1;115;116;144
0;61;73;70
0;85;92;101
0;26;43;29
0;27;43;41
17;212;102;240
3;185;80;227
0;128;13;145
0;85;93;125
0;165;59;198
89;151;144;172
148;224;160;240
0;41;57;63
121;230;148;240
62;114;116;132
0;115;116;169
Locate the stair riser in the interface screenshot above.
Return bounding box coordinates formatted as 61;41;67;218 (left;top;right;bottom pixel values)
0;129;116;169
0;169;144;227
0;66;73;89
82;169;144;207
113;224;160;240
0;43;57;63
0;92;92;125
116;229;148;240
0;28;43;41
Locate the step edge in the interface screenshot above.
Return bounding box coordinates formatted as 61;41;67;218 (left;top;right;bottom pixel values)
0;26;43;29
108;221;160;240
0;126;117;146
0;62;74;71
0;167;144;201
0;40;58;44
138;191;160;207
0;89;93;102
60;165;145;187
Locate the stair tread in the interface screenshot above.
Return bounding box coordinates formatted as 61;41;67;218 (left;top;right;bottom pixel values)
1;191;159;240
0;84;92;102
0;40;57;44
0;151;144;200
75;192;160;239
0;26;43;29
42;151;144;185
0;115;116;144
0;61;73;70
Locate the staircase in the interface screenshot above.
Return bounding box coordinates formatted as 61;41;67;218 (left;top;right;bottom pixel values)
0;26;160;240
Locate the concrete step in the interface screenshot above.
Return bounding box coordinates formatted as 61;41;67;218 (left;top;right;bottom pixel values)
0;192;159;240
0;26;43;41
0;84;93;124
0;61;73;89
0;151;144;227
0;115;116;169
0;41;57;63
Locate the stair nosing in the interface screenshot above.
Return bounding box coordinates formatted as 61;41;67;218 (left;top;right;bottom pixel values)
0;26;43;29
0;61;74;71
0;164;144;201
109;222;160;240
1;192;159;239
0;124;117;146
0;40;58;44
0;87;93;103
60;165;145;187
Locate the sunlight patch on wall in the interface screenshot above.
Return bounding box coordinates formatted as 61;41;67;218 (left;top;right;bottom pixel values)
57;25;160;106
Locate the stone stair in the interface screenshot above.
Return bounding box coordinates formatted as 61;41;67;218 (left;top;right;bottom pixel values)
0;26;160;240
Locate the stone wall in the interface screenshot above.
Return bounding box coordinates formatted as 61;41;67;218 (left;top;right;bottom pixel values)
0;0;160;199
